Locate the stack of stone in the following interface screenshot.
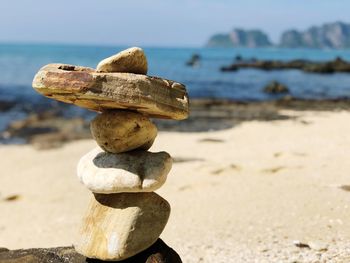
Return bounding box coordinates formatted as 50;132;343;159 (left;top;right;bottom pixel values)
32;47;189;262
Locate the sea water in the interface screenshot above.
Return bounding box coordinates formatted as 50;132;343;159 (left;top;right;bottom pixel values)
1;43;350;131
2;43;350;102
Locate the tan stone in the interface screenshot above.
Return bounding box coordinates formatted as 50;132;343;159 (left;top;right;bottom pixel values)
96;47;148;75
74;192;171;261
32;63;189;120
90;110;157;153
77;147;172;194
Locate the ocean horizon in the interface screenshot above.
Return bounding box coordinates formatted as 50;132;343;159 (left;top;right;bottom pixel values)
2;42;350;99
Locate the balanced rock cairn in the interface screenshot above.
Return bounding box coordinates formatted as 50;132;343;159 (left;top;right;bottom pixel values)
32;47;189;262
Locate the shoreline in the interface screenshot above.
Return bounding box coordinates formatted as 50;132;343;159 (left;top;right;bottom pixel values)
2;97;350;149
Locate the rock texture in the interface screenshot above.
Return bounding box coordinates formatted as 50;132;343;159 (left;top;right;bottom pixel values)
0;239;182;263
77;148;172;194
90;110;157;153
30;47;185;262
96;47;148;75
74;193;171;261
32;64;189;120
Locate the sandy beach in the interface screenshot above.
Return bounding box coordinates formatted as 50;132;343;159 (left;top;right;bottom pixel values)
1;109;350;262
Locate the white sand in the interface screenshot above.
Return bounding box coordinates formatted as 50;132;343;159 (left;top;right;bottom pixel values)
1;110;350;262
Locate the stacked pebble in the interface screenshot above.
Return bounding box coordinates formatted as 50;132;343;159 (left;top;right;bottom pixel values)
32;47;189;261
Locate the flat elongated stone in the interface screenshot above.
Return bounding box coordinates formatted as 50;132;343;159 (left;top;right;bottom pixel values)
74;193;171;261
97;47;148;75
91;110;157;153
77;147;172;194
32;64;189;120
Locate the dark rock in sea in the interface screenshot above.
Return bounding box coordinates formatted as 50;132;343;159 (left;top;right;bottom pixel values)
0;100;16;112
220;57;350;74
280;21;350;49
263;81;290;94
220;64;239;72
303;57;350;73
221;59;312;71
207;28;272;48
303;62;335;73
2;110;92;149
235;55;242;61
333;56;350;71
186;54;201;67
0;239;182;263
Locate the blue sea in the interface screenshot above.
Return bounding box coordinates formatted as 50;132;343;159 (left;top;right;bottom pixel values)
1;43;350;131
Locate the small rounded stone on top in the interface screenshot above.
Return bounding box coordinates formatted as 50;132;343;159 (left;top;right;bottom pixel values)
91;110;157;153
96;47;148;75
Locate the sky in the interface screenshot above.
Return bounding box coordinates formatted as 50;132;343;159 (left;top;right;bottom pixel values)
0;0;349;47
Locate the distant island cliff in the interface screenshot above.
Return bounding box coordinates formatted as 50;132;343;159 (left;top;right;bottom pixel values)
280;22;350;48
207;28;272;48
207;21;350;49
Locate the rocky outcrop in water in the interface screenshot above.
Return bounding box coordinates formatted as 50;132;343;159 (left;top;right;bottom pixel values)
186;54;201;67
221;57;350;74
263;81;289;94
207;29;272;48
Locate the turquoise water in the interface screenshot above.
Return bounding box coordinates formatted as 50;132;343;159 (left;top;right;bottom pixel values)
1;43;350;138
2;43;350;103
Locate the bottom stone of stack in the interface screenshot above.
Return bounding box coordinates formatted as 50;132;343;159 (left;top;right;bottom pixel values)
0;239;182;263
74;192;171;261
